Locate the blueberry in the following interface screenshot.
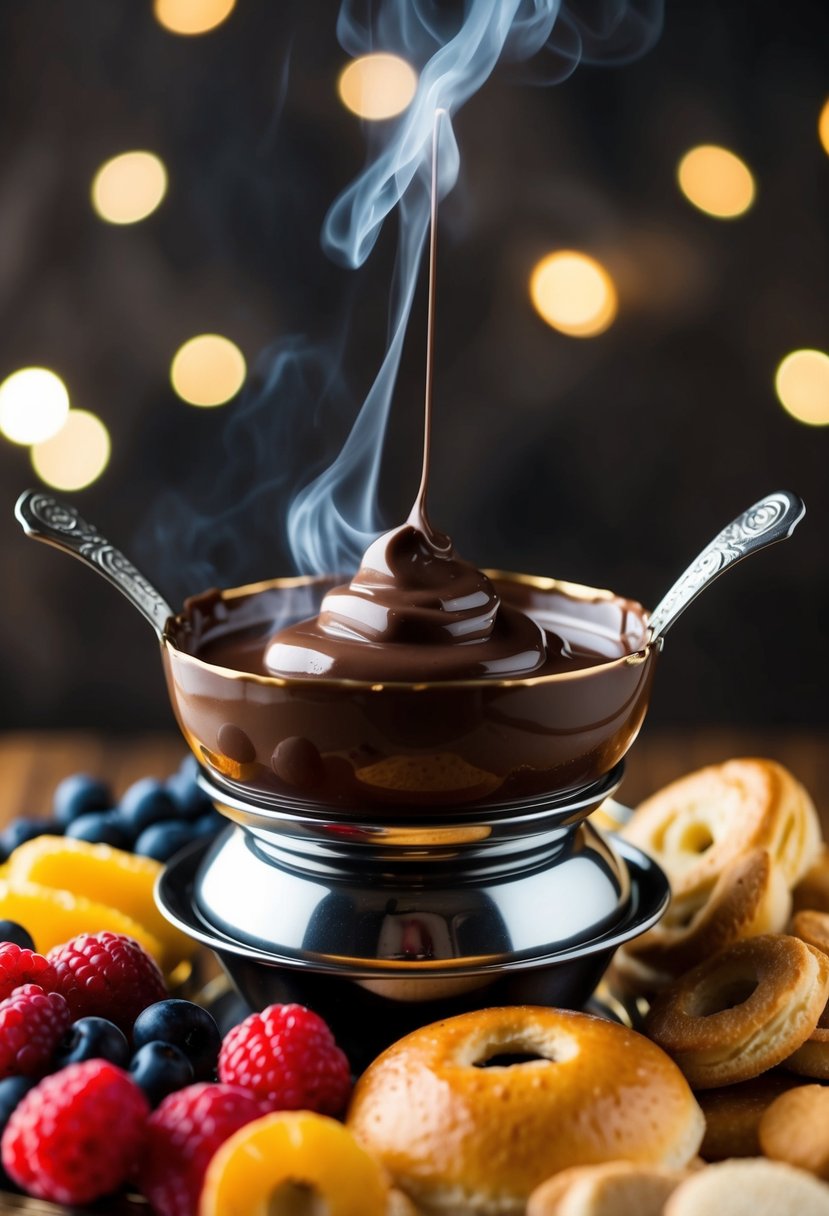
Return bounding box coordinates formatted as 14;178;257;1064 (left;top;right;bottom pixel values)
0;1075;37;1182
129;1040;194;1107
0;921;35;951
134;820;195;862
177;753;200;781
132;1000;221;1081
116;778;178;836
65;811;129;849
165;770;212;820
53;774;112;828
0;818;58;855
191;810;224;839
52;1017;130;1069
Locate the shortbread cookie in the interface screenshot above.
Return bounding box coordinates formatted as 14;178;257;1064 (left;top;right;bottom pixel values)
664;1158;829;1216
645;934;829;1088
759;1085;829;1179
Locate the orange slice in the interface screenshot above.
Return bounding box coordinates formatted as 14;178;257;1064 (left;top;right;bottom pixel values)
0;879;164;963
7;836;193;969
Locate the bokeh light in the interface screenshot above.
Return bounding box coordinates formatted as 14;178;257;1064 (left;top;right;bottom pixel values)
31;410;111;490
677;145;755;219
153;0;236;36
338;54;418;121
529;251;618;338
91;151;168;225
775;349;829;426
0;368;70;445
170;334;246;407
819;98;829;157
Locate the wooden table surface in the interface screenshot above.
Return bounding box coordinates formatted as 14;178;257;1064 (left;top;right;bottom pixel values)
0;728;826;827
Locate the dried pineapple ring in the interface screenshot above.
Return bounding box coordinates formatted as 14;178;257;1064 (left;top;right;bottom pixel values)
199;1112;389;1216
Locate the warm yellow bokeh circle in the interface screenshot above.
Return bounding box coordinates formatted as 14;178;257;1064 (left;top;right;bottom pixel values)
530;251;618;337
170;334;246;407
677;145;755;219
338;53;418;121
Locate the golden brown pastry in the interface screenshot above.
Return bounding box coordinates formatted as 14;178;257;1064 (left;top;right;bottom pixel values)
664;1158;829;1215
619;849;791;983
644;934;829;1089
347;1007;704;1215
527;1161;686;1216
696;1072;805;1160
759;1085;829;1179
622;759;821;901
793;847;829;915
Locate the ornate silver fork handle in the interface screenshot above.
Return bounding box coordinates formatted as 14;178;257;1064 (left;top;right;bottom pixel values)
648;490;805;642
15;489;174;637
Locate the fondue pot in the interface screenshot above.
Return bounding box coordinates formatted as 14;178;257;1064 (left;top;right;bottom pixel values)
14;488;804;1052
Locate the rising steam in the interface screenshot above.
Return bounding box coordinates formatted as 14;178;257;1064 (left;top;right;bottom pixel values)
140;0;663;598
287;0;663;574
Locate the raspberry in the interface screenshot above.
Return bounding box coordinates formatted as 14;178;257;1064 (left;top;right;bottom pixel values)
218;1003;352;1115
48;932;166;1033
1;1060;149;1205
0;984;70;1079
140;1083;265;1216
0;943;56;1002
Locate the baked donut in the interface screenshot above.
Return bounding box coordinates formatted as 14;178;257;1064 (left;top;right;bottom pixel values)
783;912;829;1078
664;1158;829;1216
619;849;791;984
793;846;829;915
347;1007;704;1215
622;759;821;900
527;1161;686;1216
759;1085;829;1179
696;1072;805;1160
644;934;829;1089
791;909;829;957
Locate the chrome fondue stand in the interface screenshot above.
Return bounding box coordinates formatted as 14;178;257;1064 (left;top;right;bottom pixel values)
158;762;668;1067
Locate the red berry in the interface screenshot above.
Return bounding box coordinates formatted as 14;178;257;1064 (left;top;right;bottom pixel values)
0;943;57;1002
1;1059;149;1205
140;1083;265;1216
0;984;70;1079
218;1003;352;1115
48;932;166;1033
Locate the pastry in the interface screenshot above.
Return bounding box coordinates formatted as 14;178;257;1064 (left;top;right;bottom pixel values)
644;934;829;1088
622;759;821;900
347;1006;704;1215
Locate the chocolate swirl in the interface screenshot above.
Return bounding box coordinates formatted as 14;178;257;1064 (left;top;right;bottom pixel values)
264;520;562;681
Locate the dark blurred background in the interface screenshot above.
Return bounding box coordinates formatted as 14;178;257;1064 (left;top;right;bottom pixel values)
0;0;827;733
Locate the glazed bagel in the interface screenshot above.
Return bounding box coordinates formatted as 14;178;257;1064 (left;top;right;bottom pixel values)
696;1072;805;1160
644;934;829;1089
619;849;791;982
758;1084;829;1180
663;1158;829;1216
622;759;821;900
347;1007;704;1215
527;1161;687;1216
